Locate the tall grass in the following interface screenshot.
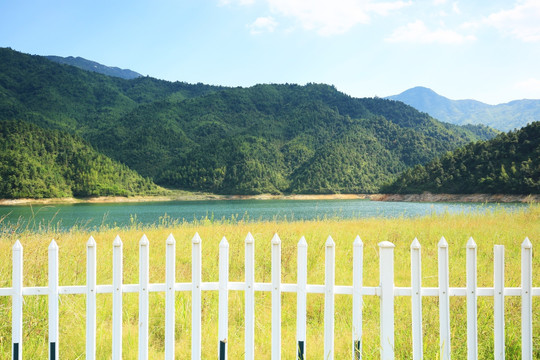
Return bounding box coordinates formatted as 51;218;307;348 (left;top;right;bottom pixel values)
0;205;538;358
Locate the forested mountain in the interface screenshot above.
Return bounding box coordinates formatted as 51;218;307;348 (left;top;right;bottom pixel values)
46;55;142;79
0;47;499;196
382;122;540;194
387;86;540;131
0;120;163;198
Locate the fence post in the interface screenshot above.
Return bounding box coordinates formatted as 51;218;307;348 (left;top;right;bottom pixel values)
165;234;176;360
86;237;97;360
245;233;255;360
324;236;335;360
352;236;363;360
192;233;202;360
12;240;23;360
521;238;532;360
410;238;422;360
112;236;123;360
139;235;150;360
297;236;307;360
48;240;59;360
379;241;394;360
218;237;229;360
438;237;451;360
494;245;504;360
466;238;477;360
271;234;281;360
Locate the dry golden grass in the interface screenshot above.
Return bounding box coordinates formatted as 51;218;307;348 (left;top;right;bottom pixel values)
0;205;538;358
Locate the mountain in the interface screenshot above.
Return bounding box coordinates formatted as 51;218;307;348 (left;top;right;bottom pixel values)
46;55;142;79
0;47;498;196
386;86;540;132
382;121;540;194
0;120;163;198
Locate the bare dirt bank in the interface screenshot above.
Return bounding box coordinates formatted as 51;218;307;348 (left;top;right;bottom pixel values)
0;193;537;206
373;193;539;203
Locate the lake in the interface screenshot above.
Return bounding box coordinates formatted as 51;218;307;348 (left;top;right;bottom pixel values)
0;199;528;232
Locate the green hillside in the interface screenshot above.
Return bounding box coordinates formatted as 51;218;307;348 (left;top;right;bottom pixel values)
92;84;496;194
382;122;540;194
0;47;499;196
0;120;163;198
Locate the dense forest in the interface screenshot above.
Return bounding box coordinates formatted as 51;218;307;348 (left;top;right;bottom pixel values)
0;120;163;198
382;122;540;194
0;47;501;197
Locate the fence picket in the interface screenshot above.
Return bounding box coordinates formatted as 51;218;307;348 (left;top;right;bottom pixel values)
494;245;505;360
139;235;150;360
324;236;336;360
218;237;229;360
466;238;477;360
271;234;281;360
164;234;176;360
379;241;395;360
521;238;532;360
297;237;308;360
438;237;451;360
112;236;123;360
410;238;422;360
245;233;255;360
86;237;97;360
12;241;23;360
352;236;363;360
192;233;202;360
48;240;59;360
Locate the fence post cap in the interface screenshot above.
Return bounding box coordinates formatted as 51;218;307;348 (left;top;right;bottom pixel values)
438;237;448;248
522;237;532;249
192;232;202;244
466;237;476;249
378;241;395;248
220;236;229;247
87;236;96;247
353;235;363;247
48;239;58;250
166;233;175;245
298;236;308;247
140;234;149;246
271;233;281;245
113;235;122;247
13;239;22;250
410;238;421;249
245;232;255;244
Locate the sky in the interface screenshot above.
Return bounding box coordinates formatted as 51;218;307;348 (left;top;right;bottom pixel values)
1;0;540;104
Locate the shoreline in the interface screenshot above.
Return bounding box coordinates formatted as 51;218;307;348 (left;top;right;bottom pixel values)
0;193;537;206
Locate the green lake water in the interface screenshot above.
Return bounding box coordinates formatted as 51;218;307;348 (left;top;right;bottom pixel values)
0;199;528;232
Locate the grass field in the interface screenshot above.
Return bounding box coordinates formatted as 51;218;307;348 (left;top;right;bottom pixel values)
0;205;538;359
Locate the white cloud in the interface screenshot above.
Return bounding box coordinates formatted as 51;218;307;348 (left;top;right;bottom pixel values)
386;20;476;44
482;0;540;42
248;16;278;34
222;0;411;36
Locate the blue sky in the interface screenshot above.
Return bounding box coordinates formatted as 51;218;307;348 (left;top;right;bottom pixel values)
1;0;539;104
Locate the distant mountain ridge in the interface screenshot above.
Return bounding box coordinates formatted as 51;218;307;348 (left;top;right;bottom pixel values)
386;86;540;131
46;55;142;79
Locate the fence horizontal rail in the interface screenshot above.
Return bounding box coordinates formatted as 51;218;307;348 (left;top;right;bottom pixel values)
1;234;537;360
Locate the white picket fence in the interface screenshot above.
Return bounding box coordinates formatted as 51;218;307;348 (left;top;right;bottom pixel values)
0;233;537;360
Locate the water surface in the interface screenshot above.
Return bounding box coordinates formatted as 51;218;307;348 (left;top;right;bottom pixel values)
0;199;526;232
